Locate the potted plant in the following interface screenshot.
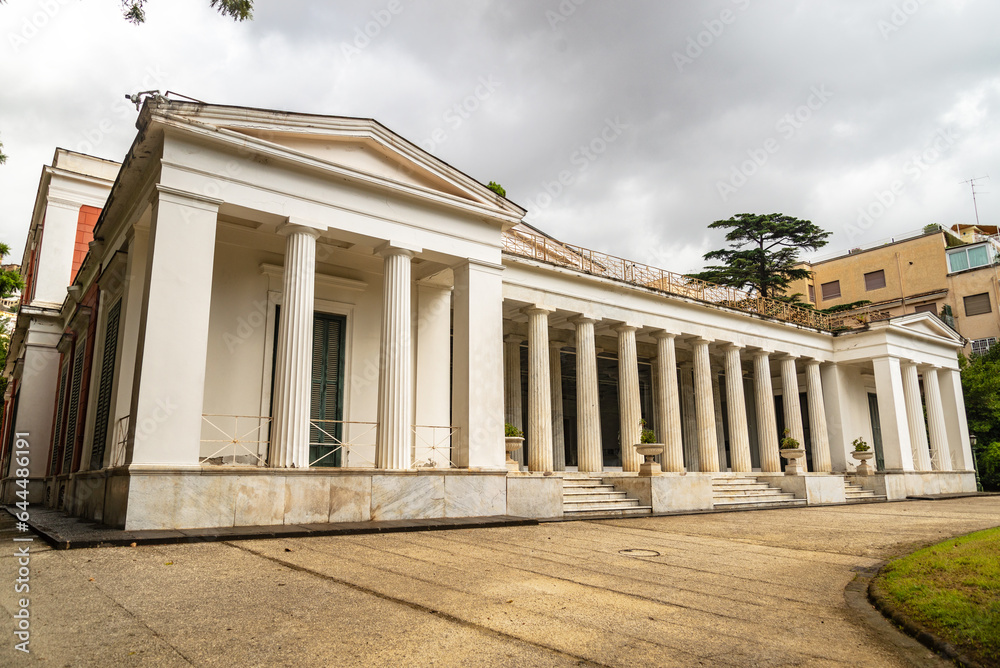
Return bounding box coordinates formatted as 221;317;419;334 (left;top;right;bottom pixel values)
850;437;874;476
504;423;524;471
633;419;663;477
779;429;806;475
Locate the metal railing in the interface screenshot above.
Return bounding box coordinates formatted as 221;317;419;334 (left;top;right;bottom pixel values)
309;420;377;468
200;414;271;466
109;415;129;467
503;228;838;330
412;425;459;468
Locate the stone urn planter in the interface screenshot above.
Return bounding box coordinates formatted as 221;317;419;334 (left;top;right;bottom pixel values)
780;448;806;476
851;450;874;476
505;437;524;472
634;443;664;477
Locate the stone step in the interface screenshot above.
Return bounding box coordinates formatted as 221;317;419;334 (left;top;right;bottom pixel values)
714;491;798;502
711;483;773;491
563;506;654;518
564;498;642;510
563;481;616;490
563;491;630;502
711;498;807;510
713;489;790;498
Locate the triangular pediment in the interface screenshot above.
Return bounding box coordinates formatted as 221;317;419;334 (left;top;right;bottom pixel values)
229;128;474;200
890;312;964;344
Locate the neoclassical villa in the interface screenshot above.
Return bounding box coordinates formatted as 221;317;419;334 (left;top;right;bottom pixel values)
0;100;976;530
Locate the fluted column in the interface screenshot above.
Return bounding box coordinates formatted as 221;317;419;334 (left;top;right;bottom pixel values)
692;338;720;472
805;360;832;473
524;307;554;472
779;356;805;470
680;363;699;471
376;245;415;469
712;367;728;470
573;317;603;472
615;324;642;472
549;340;566;471
724;345;752;472
924;367;951;471
654;332;684;473
503;334;524;466
902;362;932;471
270;224;320;468
753;351;781;473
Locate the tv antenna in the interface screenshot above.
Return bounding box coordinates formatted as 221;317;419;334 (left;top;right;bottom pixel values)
960;175;990;226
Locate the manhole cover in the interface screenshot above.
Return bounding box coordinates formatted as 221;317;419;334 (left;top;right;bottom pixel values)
619;548;660;557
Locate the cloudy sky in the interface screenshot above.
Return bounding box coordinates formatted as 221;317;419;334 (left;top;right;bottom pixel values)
1;0;999;273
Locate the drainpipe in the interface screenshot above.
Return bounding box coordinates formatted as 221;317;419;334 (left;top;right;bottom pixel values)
895;252;907;314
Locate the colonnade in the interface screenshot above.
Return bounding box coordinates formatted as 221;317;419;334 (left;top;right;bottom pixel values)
501;309;963;475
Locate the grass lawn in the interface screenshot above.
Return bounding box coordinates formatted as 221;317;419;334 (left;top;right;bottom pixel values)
874;526;1000;665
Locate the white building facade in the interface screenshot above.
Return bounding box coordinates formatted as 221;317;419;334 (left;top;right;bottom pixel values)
0;101;976;530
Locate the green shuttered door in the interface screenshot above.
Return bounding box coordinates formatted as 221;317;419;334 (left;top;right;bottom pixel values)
310;313;346;467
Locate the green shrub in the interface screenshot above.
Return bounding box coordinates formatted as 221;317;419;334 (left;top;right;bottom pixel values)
979;441;1000;491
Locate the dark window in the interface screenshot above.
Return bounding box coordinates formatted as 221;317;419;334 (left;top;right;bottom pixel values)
90;298;122;470
864;269;886;291
913;303;937;315
808;284;816;303
821;280;841;300
50;363;69;475
309;313;346;467
63;340;86;474
964;292;992;317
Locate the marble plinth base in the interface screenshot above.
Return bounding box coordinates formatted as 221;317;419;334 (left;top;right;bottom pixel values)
851;471;977;500
755;473;846;505
609;473;714;512
506;472;563;518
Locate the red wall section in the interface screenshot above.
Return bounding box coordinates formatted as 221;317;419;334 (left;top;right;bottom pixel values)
72;205;101;282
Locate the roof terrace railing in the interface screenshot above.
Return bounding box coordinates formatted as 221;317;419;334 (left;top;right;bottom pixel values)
502;228;848;331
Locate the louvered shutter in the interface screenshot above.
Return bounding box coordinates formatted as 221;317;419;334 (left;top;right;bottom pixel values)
50;364;69;475
964;292;992;317
90;299;121;469
63;341;86;473
309;314;345;467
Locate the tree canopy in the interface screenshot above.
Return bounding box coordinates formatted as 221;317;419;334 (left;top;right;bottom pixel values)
122;0;252;24
0;135;6;165
690;213;830;298
486;181;506;198
961;343;1000;490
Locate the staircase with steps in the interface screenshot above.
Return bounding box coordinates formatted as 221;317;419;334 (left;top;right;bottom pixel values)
712;476;807;510
562;476;653;518
843;477;886;502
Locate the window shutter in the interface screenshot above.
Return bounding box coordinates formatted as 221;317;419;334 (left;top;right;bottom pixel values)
50;364;69;475
808;285;815;303
63;340;86;473
821;281;841;300
964;292;992;317
864;270;886;291
90;299;122;470
913;303;937;315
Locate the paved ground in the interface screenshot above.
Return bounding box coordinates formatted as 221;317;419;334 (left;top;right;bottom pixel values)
1;498;998;667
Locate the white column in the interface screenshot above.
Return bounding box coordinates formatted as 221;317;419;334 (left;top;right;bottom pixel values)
805;360;833;473
753;351;781;473
712;366;728;470
779;356;805;462
525;307;554;473
503;334;524;465
615;324;642;472
572;316;602;472
938;368;975;471
692;338;720;472
724;345;752;472
680;363;699;472
270;224;320;468
452;260;505;469
127;186;219;466
375;245;416;470
872;356;916;472
654;332;684;473
901;362;932;471
549;340;566;471
923;367;951;472
820;362;851;472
